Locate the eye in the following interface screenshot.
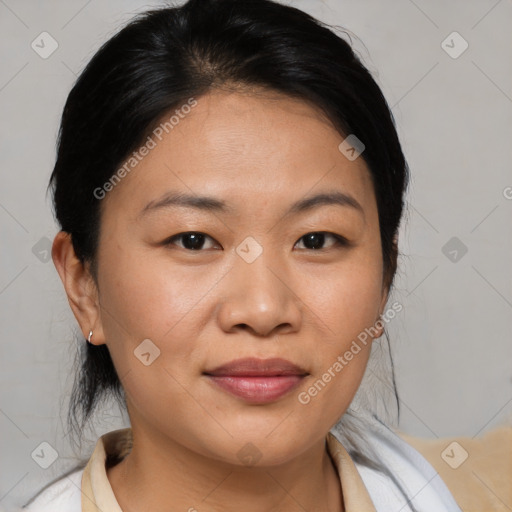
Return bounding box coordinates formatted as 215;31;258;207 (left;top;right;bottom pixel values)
162;231;349;252
163;232;220;251
294;232;349;251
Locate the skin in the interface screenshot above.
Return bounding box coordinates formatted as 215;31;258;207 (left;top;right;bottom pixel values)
52;87;394;512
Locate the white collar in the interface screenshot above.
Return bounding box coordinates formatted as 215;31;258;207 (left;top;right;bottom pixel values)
330;412;462;511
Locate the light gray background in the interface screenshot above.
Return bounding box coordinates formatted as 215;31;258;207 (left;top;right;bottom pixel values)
1;0;511;509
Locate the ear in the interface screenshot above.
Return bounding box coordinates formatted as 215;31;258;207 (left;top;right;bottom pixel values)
51;231;106;346
374;232;399;339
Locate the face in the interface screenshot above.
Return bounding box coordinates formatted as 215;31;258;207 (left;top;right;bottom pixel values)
82;89;389;465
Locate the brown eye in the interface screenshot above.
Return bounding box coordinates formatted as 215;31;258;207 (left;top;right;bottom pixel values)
163;232;220;251
294;232;348;251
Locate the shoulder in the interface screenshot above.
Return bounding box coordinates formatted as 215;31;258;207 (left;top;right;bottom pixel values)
22;467;84;511
398;425;512;512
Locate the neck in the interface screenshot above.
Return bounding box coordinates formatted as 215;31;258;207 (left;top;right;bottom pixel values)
107;423;344;512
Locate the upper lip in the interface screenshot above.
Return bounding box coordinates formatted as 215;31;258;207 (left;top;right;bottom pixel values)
204;357;308;377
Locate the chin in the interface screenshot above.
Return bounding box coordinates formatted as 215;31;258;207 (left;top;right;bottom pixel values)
194;425;316;468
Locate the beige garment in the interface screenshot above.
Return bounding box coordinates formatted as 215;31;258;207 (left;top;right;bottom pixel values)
80;428;377;512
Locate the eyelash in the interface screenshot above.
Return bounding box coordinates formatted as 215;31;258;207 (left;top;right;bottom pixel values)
162;231;350;252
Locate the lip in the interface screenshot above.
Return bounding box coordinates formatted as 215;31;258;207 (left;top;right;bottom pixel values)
204;357;308;404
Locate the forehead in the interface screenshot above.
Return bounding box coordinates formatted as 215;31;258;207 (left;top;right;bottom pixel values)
102;88;376;219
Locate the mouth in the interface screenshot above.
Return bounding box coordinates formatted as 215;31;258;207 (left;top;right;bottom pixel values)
203;357;309;404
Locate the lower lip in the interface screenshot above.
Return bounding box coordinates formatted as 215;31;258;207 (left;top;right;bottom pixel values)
206;375;304;403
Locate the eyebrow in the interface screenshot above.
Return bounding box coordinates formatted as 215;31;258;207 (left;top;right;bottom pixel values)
139;190;364;219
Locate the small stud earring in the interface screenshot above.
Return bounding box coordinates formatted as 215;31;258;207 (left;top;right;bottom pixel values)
87;330;93;344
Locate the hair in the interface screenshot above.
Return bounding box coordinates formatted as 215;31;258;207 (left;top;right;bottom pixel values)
50;0;411;501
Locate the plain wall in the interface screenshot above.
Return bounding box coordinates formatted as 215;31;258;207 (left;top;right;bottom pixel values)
1;0;511;509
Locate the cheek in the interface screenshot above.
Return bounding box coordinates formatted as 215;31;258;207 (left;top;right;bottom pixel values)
94;247;213;426
97;242;211;337
304;251;384;342
297;252;383;420
303;344;371;418
95;243;210;379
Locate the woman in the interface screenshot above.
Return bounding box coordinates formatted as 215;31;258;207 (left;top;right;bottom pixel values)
23;0;511;511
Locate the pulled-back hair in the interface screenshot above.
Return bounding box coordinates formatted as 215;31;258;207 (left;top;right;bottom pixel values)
50;0;410;499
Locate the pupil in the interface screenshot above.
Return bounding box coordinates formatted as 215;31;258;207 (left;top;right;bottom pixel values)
304;233;324;250
184;233;204;250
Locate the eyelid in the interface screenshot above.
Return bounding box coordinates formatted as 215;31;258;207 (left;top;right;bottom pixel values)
294;232;350;250
161;231;351;251
162;231;219;249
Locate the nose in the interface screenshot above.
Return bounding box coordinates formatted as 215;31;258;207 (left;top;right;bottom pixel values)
216;248;302;338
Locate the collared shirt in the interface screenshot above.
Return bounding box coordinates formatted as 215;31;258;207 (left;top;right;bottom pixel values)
23;429;377;512
82;429;379;511
23;420;512;511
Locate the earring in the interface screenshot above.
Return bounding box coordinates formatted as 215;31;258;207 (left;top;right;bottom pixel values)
87;330;93;344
